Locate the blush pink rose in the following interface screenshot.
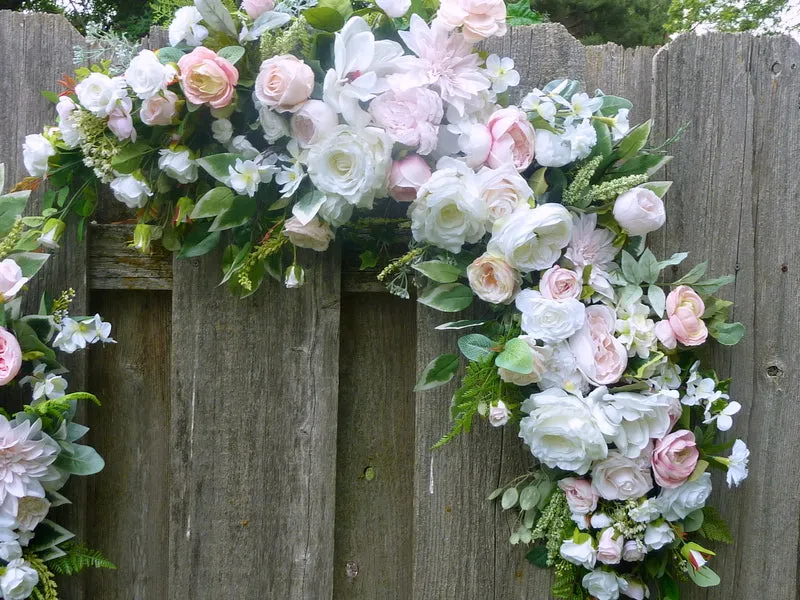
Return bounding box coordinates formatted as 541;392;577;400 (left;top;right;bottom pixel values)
597;527;623;565
0;259;28;301
242;0;275;19
107;100;136;142
486;107;536;172
255;55;314;113
369;88;443;155
651;429;699;489
140;90;180;126
654;319;677;350
0;328;22;386
290;100;339;147
665;285;708;346
570;305;627;385
558;477;598;515
284;216;334;252
178;47;239;109
436;0;507;41
540;266;582;300
388;155;432;202
467;253;521;305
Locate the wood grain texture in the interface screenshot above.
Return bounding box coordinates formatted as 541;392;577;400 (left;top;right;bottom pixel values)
334;293;416;599
86;291;171;600
89;224;173;290
169;247;340;600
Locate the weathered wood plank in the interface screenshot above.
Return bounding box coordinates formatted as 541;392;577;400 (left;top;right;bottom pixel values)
334;293;416;598
89;224;173;290
169;247;340;599
86;291;171;600
586;43;658;124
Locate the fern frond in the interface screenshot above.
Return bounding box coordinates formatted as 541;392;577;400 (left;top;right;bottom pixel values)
48;542;116;576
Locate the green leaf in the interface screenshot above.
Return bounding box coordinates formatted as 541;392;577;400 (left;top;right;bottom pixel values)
495;338;534;374
699;505;733;544
303;6;345;31
683;508;704;532
412;260;462;284
588;121;613;160
197;153;238;184
487;487;505;501
641;180;673;198
217;46;245;65
196;0;238;36
156;47;184;64
660;575;680;600
621;250;641;283
526;545;548;568
658;251;689;270
54;442;105;476
359;250;378;270
692;275;735;295
191;187;235;219
418;283;473;313
0;191;30;235
41;90;60;104
639;248;660;284
414;353;458;391
501;487;519;510
519;485;540;511
599;95;633;116
702;297;733;319
109;142;153;174
11;319;59;368
209;195;256;231
318;0;353;18
611;153;671;178
506;0;542;26
708;321;745;346
648;284;666;317
177;223;221;258
673;261;707;285
30;520;75;552
291;190;326;225
11;251;50;278
435;319;487;331
617;119;652;157
19;314;56;344
457;334;495;361
688;566;721;588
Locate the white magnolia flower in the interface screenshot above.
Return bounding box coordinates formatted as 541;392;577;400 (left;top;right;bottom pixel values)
656;472;712;521
109;174;152;209
519;388;607;475
211;119;234;145
22;134;55;178
484;54;520;93
52;314;114;354
582;569;622;600
168;6;209;47
124;49;176;100
0;559;39;600
563;118;598;161
643;521;674;550
228;158;276;197
276;161;305;198
560;537;596;570
487;203;573;272
515;289;585;344
408;157;487;253
158;149;198;184
725;439;750;487
19;364;67;402
75;72;128;117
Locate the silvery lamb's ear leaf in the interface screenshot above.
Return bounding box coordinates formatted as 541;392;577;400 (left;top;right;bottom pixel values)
195;0;238;37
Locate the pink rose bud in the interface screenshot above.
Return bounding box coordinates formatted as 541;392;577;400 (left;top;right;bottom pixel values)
178;47;239;109
486;107;536;172
140;91;180;126
0;259;28;301
613;187;666;236
665;285;708;346
596;527;623;565
254;55;314;113
558;478;598;515
389;155;431;202
242;0;275;19
0;327;22;386
654;319;677;350
488;400;511;427
622;540;646;562
290;100;339;147
540;266;582;300
651;430;699;489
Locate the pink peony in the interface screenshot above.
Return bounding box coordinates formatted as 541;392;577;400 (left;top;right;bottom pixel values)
654;319;677;349
558;477;598;515
369;87;443;155
388;155;432;202
613;187;666;236
178;47;239;109
0;328;21;386
242;0;275;19
140;90;180;126
665;285;708;346
486;107;536;171
540;266;582;300
436;0;507;41
254;55;314;113
651;430;699;489
570;305;627;385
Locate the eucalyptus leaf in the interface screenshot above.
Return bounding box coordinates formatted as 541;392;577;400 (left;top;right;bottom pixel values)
54;443;105;475
156;47;184;64
195;0;237;36
501;487;519;510
708;321;745;346
495;338;534;374
519;485;540;511
621;251;641;283
673;261;707;285
217;45;245;65
417;283;473;313
457;334;495;361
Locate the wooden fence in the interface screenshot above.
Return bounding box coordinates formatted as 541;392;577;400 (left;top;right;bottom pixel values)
0;11;799;599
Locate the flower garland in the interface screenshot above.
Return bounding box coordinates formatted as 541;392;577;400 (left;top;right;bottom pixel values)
15;0;749;597
0;165;115;600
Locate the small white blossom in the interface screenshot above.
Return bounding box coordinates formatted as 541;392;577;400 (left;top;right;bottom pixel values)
53;315;115;354
521;89;557;123
562;118;597;161
704;399;741;432
212;119;234;144
228;159;276;197
568;92;603;121
610;108;630;141
276;161;305;198
19;364;67;402
725;439;749;487
484;55;520;94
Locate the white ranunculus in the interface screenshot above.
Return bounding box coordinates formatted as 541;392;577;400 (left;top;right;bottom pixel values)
75;72;128;117
534;129;573;167
0;559;39;600
22;134;55;177
619;578;648;600
476;165;533;223
487;203;572;272
14;496;49;531
211;118;234;144
560;537;596;570
158;148;198;184
628;499;661;523
110;174;152;208
168;6;209;47
124;49;176;100
656;472;712;521
519;388;607;474
291;99;339;148
590;513;613;529
613;187;666;236
582;569;622;600
515;289;585;344
488;400;511;427
591;451;653;501
643;521;674;550
259;106;290;143
307;125;392;209
408;157;487;253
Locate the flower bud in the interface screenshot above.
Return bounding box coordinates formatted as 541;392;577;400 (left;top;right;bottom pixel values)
285;264;305;288
38;218;66;249
173;197;195;225
130;224;155;254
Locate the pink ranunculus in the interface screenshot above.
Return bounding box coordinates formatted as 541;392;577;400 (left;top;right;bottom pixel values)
388;155;432;202
558;477;598;515
178;47;239;109
540;266;582;300
107;99;136;142
290;100;339;147
486;107;536;172
651;430;699;489
0;328;22;386
570;305;628;385
242;0;274;19
666;285;708;346
654;319;677;350
467;253;521;305
369;88;443;155
436;0;507;41
254;55;314;113
140;90;180;126
597;527;623;565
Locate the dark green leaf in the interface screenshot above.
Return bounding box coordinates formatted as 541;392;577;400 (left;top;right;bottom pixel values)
177;223;221;258
303;6;345;31
526;545;548;568
414;353;459;391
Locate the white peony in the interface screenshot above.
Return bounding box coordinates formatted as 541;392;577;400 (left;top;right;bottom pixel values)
656;472;712;521
487;203;573;272
124;49;176;100
519;388;607;474
110;174;152;208
168;6;209;47
534;129;573;167
408;157;487;253
643;521;674;550
0;559;39;600
515;289;585;344
560;536;596;570
75;72;128;117
307;125;392;210
22;134;55;177
476;165;533;223
582;569;622;600
158;148;198;184
591;451;653;501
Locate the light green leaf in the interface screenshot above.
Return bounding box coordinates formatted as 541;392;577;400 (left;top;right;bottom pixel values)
11;251;49;278
519;485;540;511
412;260;462;284
673;262;707;285
501;487;519;510
621;250;641;283
435;319;487;331
197;153;238;185
109;142;153;174
418;283;473;313
639;248;660;284
209;195;256;231
641;180;673;198
658;251;689;270
414;353;459;391
191;187;235;219
0;191;30;235
54;443;105;475
291;190;326;225
318;0;353;18
495;338;534;374
618;284;643;307
692;275;735;295
303;6;345;31
617;119;651;157
196;0;237;36
487;487;505;500
457;334;495;361
217;46;245;65
688;566;721;588
243;11;292;41
708;321;745;346
599;95;633;116
648;284;666;318
702;297;733;320
156;47;184;64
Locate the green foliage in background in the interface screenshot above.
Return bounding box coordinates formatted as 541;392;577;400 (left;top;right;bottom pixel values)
665;0;791;33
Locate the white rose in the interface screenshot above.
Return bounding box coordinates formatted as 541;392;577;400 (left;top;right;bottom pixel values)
0;259;28;301
596;527;623;565
591;451;653;501
14;496;50;531
22;134;55;177
168;6;209;47
158;148;198;184
140;90;180;126
535;129;573;167
110;174;152;208
0;559;39;600
290;100;339;147
656;472;712;521
307;125;392;209
467;253;520;305
643;521;674;550
582;569;622;600
0;541;21;562
259;106;290;143
497;336;551;386
284;216;334;252
212;118;234;144
476;165;533;223
124;49;176;100
488;400;511;427
56;97;82;148
519;388;607;474
619;578;649;600
487;203;573;272
560;536;596;570
622;539;647;562
613;187;666;236
590;513;613;529
515;289;585;344
376;0;411;17
75;72;128;117
409;157;487;253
